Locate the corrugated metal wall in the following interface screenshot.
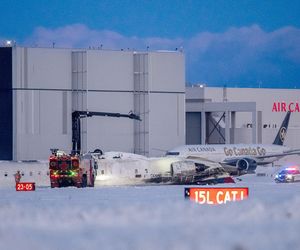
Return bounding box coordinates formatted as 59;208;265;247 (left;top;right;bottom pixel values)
11;47;185;160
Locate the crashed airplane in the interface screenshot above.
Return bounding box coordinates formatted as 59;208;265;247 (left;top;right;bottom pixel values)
94;152;234;185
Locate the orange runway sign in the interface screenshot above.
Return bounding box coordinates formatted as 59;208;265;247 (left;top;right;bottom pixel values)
185;187;249;204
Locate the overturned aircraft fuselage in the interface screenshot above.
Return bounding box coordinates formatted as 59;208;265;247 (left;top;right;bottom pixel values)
95;152;234;185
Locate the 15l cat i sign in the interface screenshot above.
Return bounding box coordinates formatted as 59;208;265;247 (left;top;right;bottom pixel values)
185;187;249;204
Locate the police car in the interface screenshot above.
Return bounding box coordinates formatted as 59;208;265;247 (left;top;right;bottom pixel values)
275;166;300;183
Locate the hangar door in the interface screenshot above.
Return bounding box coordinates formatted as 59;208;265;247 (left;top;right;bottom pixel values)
0;47;12;160
186;112;201;144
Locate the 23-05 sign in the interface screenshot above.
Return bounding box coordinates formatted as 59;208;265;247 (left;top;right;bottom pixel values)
16;182;36;191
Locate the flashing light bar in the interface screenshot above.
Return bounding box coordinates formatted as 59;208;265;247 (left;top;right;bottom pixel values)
285;166;298;171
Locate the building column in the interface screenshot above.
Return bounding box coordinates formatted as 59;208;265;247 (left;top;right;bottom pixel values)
201;111;206;144
225;111;230;144
252;111;257;144
230;111;236;143
257;111;262;144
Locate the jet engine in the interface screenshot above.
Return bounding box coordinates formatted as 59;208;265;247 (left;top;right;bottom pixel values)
236;158;257;172
170;161;197;176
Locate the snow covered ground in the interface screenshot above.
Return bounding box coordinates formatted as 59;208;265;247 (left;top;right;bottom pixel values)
1;159;300;250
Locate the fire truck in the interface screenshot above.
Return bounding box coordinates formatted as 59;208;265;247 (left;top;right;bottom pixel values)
48;110;140;188
49;149;98;188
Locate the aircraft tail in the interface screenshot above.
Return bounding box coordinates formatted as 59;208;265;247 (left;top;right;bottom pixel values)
273;111;291;145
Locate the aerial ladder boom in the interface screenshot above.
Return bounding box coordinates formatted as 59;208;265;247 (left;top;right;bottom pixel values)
72;111;141;154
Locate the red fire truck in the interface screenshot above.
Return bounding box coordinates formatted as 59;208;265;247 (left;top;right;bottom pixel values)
49;149;97;188
48;110;140;188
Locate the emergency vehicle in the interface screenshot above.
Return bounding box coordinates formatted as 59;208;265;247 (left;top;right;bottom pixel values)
48;110;139;188
275;166;300;183
49;149;98;188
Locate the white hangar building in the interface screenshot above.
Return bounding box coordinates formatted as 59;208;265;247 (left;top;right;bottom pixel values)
0;46;185;160
186;86;300;150
1;45;299;162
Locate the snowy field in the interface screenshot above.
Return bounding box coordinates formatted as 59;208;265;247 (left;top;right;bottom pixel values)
1;159;300;250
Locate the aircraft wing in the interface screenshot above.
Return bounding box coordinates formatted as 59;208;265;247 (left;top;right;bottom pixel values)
255;150;300;160
170;158;234;184
283;148;300;153
185;155;240;175
186;155;220;164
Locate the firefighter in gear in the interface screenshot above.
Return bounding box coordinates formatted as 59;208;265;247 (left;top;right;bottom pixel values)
14;170;21;184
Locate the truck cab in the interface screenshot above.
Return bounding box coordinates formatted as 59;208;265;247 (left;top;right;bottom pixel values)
49;149;96;188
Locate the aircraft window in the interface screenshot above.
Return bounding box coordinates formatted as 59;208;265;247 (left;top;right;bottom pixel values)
166;152;180;156
135;169;138;174
101;170;105;175
145;169;148;173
